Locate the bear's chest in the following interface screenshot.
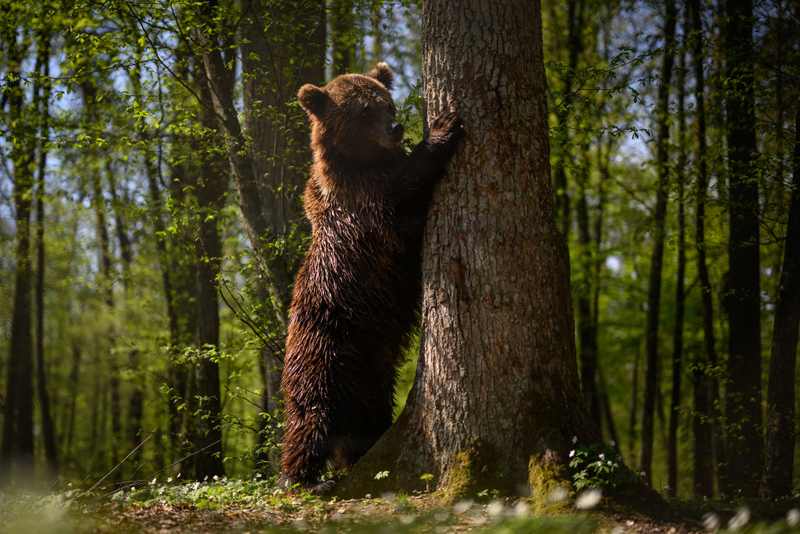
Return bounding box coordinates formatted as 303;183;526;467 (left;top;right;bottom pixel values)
322;203;401;254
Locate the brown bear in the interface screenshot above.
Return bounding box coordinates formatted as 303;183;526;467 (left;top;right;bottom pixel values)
277;63;464;493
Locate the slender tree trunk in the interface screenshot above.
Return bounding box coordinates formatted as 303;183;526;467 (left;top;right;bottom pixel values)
639;0;677;488
106;159;144;471
33;30;58;478
64;343;81;460
577;166;600;426
667;42;688;498
761;105;800;498
337;0;599;499
552;0;585;239
594;134;614;442
190;76;229;479
688;0;716;498
1;16;36;483
134;57;193;466
629;343;641;462
723;0;762;497
331;0;356;76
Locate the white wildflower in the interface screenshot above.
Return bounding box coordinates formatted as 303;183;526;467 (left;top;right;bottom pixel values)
702;512;720;532
574;489;602;510
547;487;569;504
513;501;529;517
452;499;473;514
786;508;800;527
486;501;504;517
569;450;575;458
728;506;750;532
572;436;578;444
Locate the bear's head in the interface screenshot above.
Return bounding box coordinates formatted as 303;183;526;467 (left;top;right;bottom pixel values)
298;62;404;163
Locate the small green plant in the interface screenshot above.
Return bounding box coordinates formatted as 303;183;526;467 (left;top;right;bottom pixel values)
568;442;637;490
374;470;390;480
420;473;434;492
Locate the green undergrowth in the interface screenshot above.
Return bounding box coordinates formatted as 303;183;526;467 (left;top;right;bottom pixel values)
1;475;799;533
668;495;800;533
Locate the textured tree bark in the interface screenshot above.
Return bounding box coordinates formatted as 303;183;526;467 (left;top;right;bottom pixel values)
639;0;676;488
723;0;762;497
688;0;716;498
336;0;598;500
761;106;800;498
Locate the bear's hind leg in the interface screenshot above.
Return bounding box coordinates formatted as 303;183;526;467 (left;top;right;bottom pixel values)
278;400;334;492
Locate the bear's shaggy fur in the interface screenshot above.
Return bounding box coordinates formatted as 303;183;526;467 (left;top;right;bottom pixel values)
278;63;464;493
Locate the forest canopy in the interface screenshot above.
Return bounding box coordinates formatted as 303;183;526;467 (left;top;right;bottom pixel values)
0;0;798;503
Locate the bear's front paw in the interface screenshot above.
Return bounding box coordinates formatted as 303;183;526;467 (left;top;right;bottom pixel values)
429;111;465;148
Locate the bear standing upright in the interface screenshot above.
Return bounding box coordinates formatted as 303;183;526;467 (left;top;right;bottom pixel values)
278;63;464;493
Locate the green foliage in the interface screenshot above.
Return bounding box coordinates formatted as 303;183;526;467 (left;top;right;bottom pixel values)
569;443;638;491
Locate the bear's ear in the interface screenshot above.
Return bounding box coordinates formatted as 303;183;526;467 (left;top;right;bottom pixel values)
367;62;394;90
298;84;329;116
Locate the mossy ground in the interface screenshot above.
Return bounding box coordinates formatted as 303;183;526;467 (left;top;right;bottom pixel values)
1;477;798;533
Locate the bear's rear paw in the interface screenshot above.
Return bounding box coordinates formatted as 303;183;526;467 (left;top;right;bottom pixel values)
308;479;337;495
278;476;337;495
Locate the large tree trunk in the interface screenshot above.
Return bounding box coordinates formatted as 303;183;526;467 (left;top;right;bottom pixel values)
761;106;800;498
336;0;599;500
723;0;762;497
639;0;677;488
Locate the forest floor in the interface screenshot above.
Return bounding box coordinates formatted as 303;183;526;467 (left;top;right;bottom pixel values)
2;480;799;533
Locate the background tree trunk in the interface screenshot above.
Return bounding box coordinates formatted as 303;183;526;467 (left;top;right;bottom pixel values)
667;41;687;497
237;0;325;469
1;17;36;483
761;105;800;498
190;76;229;479
552;0;585;240
639;0;677;488
723;0;762;497
337;0;599;499
688;0;716;498
33;30;58;479
330;0;356;76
